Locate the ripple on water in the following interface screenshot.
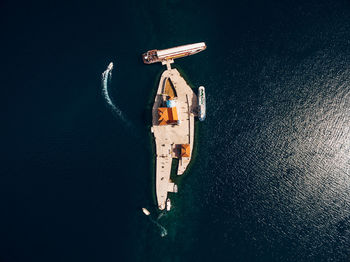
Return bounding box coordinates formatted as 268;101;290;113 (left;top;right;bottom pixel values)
200;52;350;259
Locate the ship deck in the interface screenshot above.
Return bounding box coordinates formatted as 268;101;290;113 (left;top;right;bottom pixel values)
151;66;197;210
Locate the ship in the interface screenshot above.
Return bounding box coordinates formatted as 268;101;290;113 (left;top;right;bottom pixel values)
107;62;113;70
142;208;150;216
142;42;206;64
166;199;171;211
198;86;206;121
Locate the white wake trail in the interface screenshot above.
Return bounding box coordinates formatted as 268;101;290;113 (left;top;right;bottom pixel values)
149;216;168;237
142;208;168;237
101;62;128;124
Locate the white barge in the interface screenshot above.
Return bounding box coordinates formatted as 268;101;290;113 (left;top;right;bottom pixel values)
142;42;206;64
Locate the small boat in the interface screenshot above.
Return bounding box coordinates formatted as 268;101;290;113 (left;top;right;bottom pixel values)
142;208;150;216
198;86;206;121
173;184;178;193
166;199;171;211
107;62;113;70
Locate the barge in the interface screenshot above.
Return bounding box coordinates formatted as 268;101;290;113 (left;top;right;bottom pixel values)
142;42;206;64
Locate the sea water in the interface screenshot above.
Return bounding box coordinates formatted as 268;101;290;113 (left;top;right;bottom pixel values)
2;0;350;261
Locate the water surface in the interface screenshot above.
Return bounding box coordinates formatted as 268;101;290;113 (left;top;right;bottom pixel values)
2;0;350;261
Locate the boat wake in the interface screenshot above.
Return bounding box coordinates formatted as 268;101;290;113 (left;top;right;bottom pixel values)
149;217;168;237
101;62;130;125
157;211;168;220
142;209;168;237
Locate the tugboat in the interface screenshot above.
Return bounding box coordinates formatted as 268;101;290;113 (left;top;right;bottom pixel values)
198;86;206;121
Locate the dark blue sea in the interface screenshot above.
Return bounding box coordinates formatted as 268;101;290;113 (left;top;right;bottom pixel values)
2;0;350;261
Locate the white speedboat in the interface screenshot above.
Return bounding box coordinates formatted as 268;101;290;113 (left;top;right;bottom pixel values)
107;62;113;70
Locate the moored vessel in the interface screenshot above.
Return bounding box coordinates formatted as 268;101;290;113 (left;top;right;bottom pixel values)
166;199;171;211
198;86;206;121
142;42;206;64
